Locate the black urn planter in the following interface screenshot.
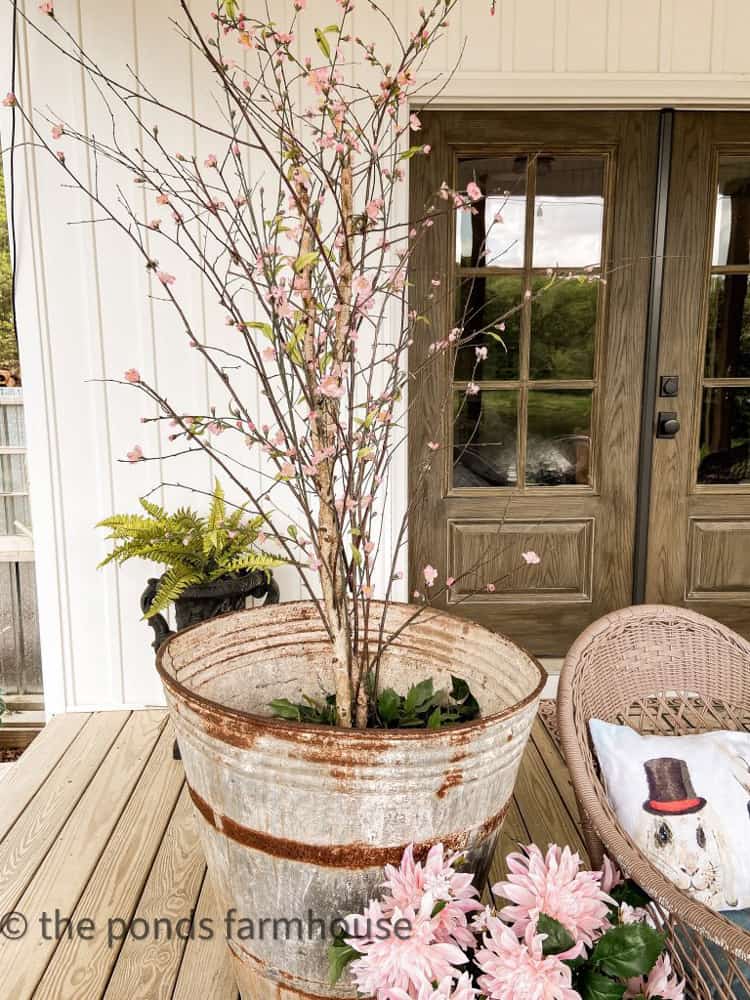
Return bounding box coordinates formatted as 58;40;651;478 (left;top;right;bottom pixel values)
141;570;279;760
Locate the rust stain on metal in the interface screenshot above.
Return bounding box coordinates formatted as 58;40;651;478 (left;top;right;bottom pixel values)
436;769;463;798
189;784;509;868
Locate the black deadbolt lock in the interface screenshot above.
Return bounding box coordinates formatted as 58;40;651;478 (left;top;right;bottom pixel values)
659;375;679;397
657;411;681;438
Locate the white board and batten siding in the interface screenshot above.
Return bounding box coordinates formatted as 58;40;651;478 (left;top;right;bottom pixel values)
1;0;749;714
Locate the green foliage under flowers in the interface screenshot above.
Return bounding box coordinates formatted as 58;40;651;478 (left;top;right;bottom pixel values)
270;675;480;730
97;480;283;617
0;162;19;372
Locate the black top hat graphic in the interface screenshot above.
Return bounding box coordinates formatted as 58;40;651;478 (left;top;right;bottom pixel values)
643;757;706;816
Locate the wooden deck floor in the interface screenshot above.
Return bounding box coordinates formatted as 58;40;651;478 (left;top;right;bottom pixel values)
0;709;585;999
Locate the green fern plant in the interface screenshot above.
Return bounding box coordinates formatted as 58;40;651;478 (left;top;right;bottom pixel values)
97;481;283;617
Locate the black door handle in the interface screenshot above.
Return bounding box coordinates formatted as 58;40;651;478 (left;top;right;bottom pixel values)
657;411;680;438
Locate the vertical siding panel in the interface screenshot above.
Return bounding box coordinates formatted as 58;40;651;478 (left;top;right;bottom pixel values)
513;0;555;72
566;0;607;73
605;0;621;72
461;2;503;73
721;0;750;73
553;0;568;73
658;0;673;73
500;0;515;71
669;0;712;74
617;0;661;73
710;0;727;73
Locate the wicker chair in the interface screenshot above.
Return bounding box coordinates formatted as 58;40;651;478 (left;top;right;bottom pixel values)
558;604;750;998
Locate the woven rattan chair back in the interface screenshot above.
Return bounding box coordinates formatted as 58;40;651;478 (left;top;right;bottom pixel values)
558;605;750;999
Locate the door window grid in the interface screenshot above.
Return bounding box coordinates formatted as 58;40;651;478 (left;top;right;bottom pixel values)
698;154;750;486
449;152;608;491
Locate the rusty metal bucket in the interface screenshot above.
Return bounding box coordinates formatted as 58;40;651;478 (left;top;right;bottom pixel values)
157;601;545;999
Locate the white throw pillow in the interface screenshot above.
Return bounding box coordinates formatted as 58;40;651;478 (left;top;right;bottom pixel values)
589;719;750;911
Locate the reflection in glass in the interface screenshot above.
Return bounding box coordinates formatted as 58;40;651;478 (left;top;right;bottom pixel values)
456;156;526;268
529;276;597;380
533;156;605;269
454;276;523;381
698;388;750;485
453;390;518;487
712;157;750;267
526;390;592;486
0;494;30;535
704;275;750;378
0;403;25;449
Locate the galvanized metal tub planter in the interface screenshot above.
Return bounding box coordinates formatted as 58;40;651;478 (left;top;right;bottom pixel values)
157;601;545;1000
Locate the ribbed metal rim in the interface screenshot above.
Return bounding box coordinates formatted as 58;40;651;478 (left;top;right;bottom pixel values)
156;600;547;742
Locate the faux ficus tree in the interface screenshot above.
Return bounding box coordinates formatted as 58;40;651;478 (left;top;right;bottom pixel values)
8;0;543;728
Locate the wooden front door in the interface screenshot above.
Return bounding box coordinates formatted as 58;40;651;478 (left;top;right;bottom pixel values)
646;113;750;638
409;112;660;656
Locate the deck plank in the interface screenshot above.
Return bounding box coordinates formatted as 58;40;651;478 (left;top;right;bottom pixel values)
33;722;184;1000
531;717;581;823
0;710;167;1000
0;712;131;919
171;876;239;1000
104;785;205;1000
0;713;91;843
511;735;588;861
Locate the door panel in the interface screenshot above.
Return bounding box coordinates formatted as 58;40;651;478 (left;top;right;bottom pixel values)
409;112;659;656
647;113;750;638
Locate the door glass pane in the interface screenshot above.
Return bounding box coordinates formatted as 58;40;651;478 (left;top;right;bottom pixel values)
0;402;25;448
0;494;30;534
454;276;523;380
698;388;750;485
712;157;750;267
453;389;518;487
456;156;526;268
533;156;605;269
529;276;598;380
705;275;750;378
526;390;592;486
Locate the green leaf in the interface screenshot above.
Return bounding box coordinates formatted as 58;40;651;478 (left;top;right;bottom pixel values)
315;27;331;59
579;970;626;1000
378;688;401;725
591;924;665;979
398;145;427;162
403;678;434;715
610;880;651;910
294;251;319;272
537;913;575;956
427;706;442;729
328;937;359;985
269;699;302;721
245;320;275;340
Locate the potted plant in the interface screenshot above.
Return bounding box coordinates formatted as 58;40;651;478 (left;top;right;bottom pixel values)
10;2;548;996
98;480;282;651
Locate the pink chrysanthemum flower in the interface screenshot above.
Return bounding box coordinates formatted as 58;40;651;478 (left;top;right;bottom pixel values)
345;895;468;999
493;844;611;949
381;971;479;1000
381;845;482;948
600;856;623;894
625;954;685;1000
476;917;579;1000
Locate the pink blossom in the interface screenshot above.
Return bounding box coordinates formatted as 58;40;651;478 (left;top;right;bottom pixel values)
279;463;295;478
493;844;611;950
204;153;218;168
124;368;141;383
423;144;431;155
475;346;488;361
446;577;456;588
126;445;144;463
466;383;480;396
147;219;161;230
486;583;496;593
366;198;384;222
409;113;422;132
423;565;438;588
51;124;63;139
345;896;468;998
38;1;54;13
157;271;176;286
466;181;483;202
317;374;345;399
155;193;169;206
599;856;622;894
522;551;541;565
384;972;479;1000
625;954;685;1000
262;347;275;361
2;93;16;107
476;918;579;1000
427;442;439;451
55;151;65;163
293;0;307;8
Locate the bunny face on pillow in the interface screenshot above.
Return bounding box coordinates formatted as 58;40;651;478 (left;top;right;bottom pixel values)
635;805;738;909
